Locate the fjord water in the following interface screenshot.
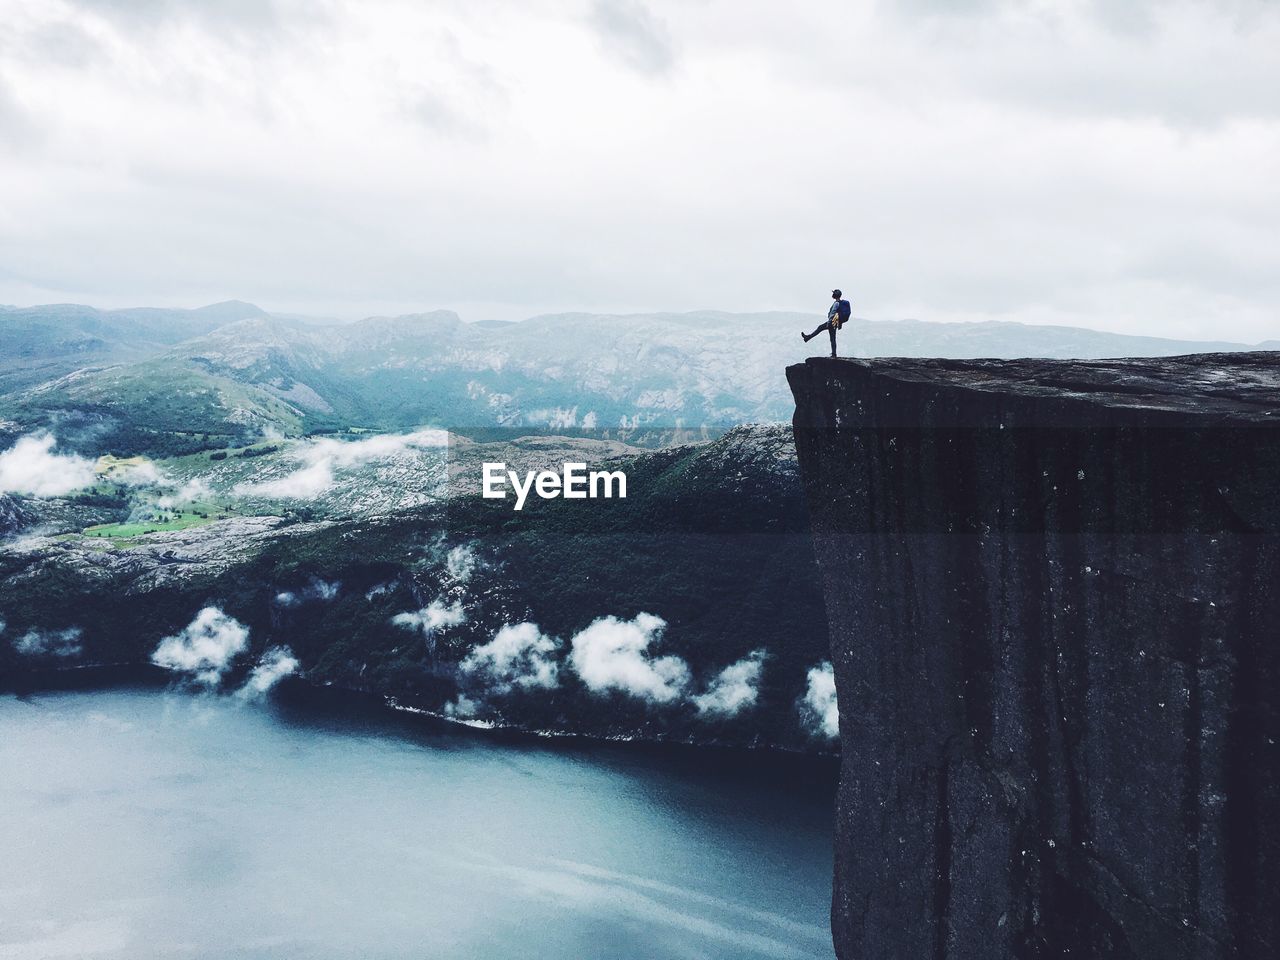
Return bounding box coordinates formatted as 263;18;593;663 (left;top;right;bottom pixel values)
0;688;835;960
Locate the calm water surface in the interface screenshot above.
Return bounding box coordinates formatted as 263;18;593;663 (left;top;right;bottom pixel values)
0;687;835;959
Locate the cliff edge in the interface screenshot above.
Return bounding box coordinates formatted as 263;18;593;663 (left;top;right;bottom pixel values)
787;354;1280;960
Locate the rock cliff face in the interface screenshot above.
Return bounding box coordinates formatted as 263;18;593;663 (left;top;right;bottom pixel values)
787;354;1280;960
0;495;29;538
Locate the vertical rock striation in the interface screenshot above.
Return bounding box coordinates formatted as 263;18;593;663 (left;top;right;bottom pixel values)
787;354;1280;959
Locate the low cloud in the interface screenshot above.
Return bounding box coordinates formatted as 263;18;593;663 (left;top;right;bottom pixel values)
151;606;249;686
391;543;475;653
274;577;340;607
693;649;765;718
312;430;449;465
242;458;334;499
236;429;448;500
12;626;83;659
444;693;480;719
0;434;96;497
310;578;339;600
99;458;212;512
392;599;466;640
236;646;299;700
446;544;476;583
460;622;561;694
799;661;839;740
114;460;166;486
568;612;690;703
527;406;578;430
157;477;211;509
438;612;802;727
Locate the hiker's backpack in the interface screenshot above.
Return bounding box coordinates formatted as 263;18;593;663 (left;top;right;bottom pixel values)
835;299;851;327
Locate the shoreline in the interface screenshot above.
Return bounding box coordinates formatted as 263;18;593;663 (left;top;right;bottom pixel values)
2;662;840;771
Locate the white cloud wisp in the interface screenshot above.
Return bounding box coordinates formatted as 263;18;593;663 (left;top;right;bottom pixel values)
236;646;300;700
151;607;250;687
568;612;691;704
459;622;562;694
799;661;839;740
692;649;765;718
0;434;96;497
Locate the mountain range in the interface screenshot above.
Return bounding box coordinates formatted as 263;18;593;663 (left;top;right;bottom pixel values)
2;301;1272;457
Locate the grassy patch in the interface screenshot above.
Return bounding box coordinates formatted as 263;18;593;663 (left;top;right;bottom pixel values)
81;502;232;539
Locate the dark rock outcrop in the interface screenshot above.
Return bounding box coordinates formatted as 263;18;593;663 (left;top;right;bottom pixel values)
788;354;1280;959
0;495;30;537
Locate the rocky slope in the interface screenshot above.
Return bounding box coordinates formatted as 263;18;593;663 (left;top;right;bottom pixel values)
788;354;1279;959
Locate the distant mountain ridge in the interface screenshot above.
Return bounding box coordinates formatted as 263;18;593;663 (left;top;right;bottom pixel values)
0;300;269;393
1;301;1270;456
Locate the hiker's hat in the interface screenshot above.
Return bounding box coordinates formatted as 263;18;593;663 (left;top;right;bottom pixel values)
831;288;842;298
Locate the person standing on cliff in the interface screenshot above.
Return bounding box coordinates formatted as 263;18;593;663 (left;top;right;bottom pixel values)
802;289;851;358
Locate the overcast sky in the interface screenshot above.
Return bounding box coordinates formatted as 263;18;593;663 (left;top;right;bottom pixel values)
1;0;1277;340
